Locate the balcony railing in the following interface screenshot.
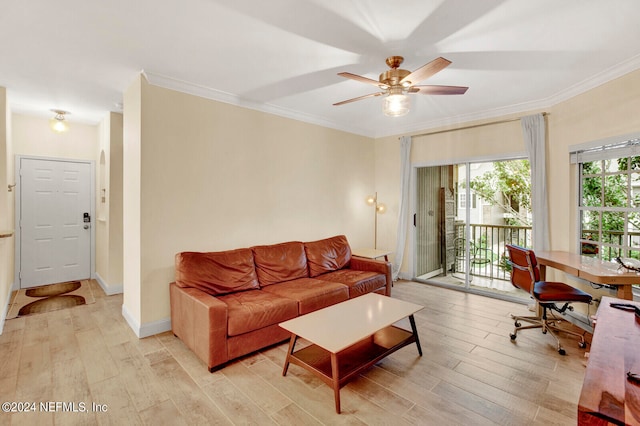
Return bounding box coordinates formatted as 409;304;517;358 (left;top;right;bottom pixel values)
454;223;532;281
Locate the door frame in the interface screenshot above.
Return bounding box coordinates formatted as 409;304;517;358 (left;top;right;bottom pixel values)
13;155;96;290
410;152;526;283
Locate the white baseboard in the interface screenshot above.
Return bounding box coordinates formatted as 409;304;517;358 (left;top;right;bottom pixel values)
121;303;171;338
94;272;123;295
397;271;412;281
565;308;595;333
0;285;13;335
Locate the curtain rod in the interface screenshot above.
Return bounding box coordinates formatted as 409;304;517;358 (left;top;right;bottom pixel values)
409;112;549;138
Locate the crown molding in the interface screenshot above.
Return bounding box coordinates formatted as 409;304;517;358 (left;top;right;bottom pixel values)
376;54;640;139
142;71;372;137
144;53;640;140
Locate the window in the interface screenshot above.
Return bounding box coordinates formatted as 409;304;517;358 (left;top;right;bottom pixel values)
459;192;476;210
573;136;640;261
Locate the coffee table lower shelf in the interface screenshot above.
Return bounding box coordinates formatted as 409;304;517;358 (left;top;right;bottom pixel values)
282;323;421;413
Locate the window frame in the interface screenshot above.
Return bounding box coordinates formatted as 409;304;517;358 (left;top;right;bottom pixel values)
571;133;640;262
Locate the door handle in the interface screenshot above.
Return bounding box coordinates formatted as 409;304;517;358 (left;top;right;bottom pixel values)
83;224;90;230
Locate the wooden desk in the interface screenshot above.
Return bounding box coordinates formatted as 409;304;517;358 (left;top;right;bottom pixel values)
578;296;640;425
536;251;639;301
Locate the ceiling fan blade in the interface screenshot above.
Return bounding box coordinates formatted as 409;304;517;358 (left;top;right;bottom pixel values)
409;85;468;95
338;72;387;88
400;57;452;86
333;92;385;106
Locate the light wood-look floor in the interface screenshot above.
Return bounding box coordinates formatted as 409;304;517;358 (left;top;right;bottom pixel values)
0;280;590;425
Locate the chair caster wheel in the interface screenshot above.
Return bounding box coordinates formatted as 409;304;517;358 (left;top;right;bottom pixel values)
558;348;566;355
579;342;587;349
510;333;517;340
514;321;521;327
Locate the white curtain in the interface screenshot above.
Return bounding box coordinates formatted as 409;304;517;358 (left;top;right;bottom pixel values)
393;136;412;280
521;114;549;251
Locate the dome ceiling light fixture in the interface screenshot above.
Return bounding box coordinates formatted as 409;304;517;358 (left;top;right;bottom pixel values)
333;56;468;117
50;109;70;133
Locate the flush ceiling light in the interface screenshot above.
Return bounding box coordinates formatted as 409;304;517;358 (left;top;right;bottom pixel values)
50;109;70;133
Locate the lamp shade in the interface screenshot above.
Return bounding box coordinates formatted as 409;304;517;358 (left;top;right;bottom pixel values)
50;118;69;133
50;109;70;133
383;94;410;117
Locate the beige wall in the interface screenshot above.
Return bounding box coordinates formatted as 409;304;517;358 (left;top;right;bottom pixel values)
547;69;640;253
123;75;376;333
96;112;124;294
8;114;99;301
0;87;13;330
544;69;640;302
373;68;640;307
108;113;124;291
374;114;530;274
12;114;99;160
123;75;143;327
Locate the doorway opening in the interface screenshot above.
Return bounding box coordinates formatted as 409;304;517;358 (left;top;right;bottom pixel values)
15;156;94;289
414;159;531;302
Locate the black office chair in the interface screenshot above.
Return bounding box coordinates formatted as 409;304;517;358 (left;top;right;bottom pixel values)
505;244;592;355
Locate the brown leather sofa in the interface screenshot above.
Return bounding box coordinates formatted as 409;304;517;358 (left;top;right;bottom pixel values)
169;235;392;371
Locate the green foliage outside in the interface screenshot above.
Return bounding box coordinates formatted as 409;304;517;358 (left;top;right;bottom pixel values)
467;156;640;260
467;159;532;227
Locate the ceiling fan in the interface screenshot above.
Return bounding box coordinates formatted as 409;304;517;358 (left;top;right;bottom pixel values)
334;56;468;117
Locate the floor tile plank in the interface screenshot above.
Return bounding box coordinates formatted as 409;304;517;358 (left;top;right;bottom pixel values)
0;279;590;425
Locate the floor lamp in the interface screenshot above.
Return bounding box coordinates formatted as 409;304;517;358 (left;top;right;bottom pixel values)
366;192;386;249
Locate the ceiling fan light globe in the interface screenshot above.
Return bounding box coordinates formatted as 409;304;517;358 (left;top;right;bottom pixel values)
383;94;410;117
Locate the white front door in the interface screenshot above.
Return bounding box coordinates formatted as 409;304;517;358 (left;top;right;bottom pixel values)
19;158;92;288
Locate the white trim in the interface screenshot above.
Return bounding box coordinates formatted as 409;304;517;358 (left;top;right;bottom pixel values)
564;310;594;334
569;132;640;154
397;271;413;281
143;71;372;138
0;285;13;335
144;54;640;139
412;151;527;169
94;272;123;295
121;304;171;338
569;133;640;163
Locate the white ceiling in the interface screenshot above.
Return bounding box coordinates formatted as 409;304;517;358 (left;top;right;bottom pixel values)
2;0;640;138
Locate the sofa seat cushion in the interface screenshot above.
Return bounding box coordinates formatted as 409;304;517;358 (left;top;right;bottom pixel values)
262;278;349;315
304;235;351;278
252;241;308;286
316;270;386;298
175;249;259;296
217;290;298;337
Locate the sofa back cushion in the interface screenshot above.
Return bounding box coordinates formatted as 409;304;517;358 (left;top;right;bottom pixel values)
304;235;351;278
252;241;309;286
175;248;260;296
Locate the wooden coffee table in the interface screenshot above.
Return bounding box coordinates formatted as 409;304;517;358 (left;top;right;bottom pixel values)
279;293;424;413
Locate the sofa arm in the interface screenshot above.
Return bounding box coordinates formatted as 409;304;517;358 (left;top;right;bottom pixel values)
349;257;392;296
169;282;228;371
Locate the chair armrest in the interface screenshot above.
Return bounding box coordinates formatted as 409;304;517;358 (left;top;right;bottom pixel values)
169;282;228;370
349;257;392;296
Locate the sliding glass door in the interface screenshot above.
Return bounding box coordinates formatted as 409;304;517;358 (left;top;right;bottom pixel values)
415;159;531;301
